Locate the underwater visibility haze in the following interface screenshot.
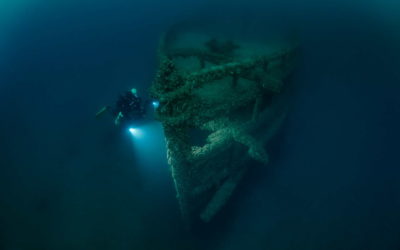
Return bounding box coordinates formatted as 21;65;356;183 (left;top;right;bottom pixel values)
0;0;400;249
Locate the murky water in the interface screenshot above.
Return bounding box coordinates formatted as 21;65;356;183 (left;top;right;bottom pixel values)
1;0;399;249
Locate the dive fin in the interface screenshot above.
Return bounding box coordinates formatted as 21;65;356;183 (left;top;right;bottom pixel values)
95;106;109;118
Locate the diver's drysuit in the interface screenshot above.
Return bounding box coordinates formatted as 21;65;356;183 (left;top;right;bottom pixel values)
113;88;146;126
96;88;147;127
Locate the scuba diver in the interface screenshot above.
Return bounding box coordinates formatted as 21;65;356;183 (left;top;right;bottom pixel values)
96;88;148;127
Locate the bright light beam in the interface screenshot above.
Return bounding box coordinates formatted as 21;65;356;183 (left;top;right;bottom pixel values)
152;101;160;109
128;122;168;179
129;127;142;138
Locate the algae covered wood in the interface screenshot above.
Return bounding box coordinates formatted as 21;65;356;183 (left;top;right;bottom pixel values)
151;24;297;223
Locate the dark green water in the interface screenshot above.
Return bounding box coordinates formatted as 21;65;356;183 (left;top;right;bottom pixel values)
0;0;399;249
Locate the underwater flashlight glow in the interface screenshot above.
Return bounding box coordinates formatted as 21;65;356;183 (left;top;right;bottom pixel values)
152;101;160;108
129;128;140;136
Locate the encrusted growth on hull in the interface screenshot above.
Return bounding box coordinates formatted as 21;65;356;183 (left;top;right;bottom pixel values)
151;24;296;223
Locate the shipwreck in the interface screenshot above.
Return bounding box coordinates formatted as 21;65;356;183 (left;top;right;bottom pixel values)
150;23;297;223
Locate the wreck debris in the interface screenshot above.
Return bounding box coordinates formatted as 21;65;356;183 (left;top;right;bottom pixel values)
150;24;297;223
